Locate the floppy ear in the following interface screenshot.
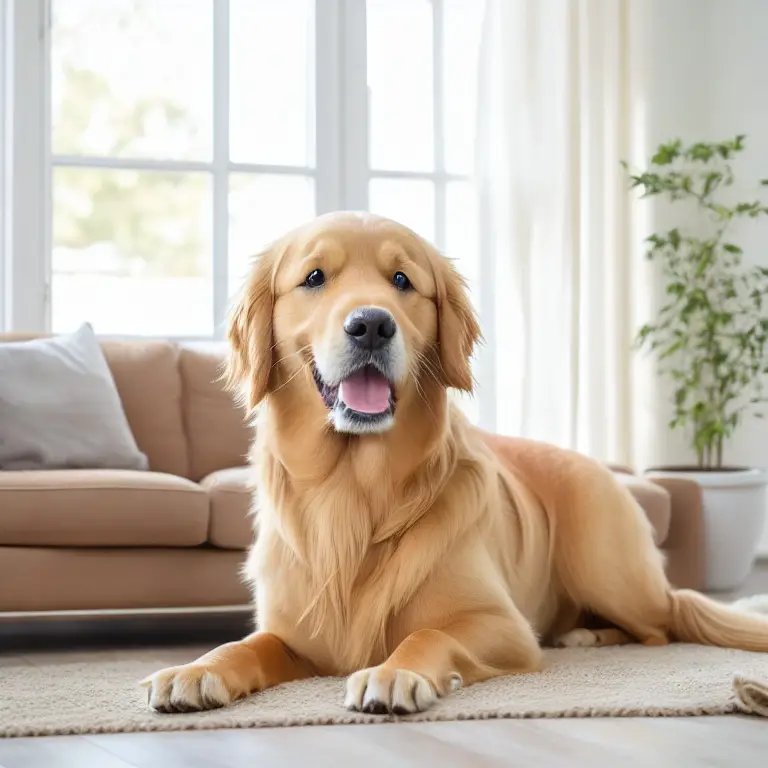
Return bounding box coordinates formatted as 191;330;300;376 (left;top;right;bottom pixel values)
223;246;276;411
436;257;482;392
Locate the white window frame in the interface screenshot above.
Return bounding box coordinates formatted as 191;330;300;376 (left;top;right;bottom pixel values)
2;0;50;333
0;0;5;329
1;0;477;338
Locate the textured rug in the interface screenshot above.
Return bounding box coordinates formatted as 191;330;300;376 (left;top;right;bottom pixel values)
1;643;767;737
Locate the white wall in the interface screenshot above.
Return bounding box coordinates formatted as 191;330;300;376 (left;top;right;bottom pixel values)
706;0;768;553
631;0;715;475
636;0;768;552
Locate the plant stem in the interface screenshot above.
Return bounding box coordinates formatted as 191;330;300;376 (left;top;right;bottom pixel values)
716;433;723;469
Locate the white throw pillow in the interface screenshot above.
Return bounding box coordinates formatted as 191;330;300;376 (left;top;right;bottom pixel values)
0;323;148;471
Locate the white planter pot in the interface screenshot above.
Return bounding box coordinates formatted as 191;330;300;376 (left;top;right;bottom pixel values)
645;467;768;592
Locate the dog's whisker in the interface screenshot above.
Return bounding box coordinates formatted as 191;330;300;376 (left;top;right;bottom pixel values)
415;350;443;392
412;359;439;423
271;344;312;369
272;361;311;395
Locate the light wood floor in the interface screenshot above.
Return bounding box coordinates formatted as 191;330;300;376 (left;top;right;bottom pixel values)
2;566;768;768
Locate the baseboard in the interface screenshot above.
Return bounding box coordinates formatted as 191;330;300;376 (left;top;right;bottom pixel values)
0;605;254;651
0;604;251;623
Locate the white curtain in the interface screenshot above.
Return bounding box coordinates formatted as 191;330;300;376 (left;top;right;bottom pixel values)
473;0;647;465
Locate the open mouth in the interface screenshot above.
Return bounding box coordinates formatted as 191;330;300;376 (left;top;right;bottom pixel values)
313;363;395;422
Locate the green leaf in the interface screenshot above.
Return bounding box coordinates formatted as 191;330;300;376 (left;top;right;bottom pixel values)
637;323;654;340
723;243;742;254
651;139;681;166
668;228;681;250
660;339;685;360
666;282;686;297
696;250;714;277
702;172;722;197
713;205;733;220
686;143;715;162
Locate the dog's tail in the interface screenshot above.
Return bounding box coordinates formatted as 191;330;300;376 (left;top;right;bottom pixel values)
669;589;768;652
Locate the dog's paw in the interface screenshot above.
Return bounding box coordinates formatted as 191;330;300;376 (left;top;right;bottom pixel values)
344;666;445;715
139;664;239;713
554;628;599;648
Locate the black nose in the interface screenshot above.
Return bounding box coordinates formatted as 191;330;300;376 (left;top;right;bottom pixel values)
343;307;397;350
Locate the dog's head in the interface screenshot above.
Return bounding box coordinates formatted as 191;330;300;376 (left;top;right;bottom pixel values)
225;212;480;435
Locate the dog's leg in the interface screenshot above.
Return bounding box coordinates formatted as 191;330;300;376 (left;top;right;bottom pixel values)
140;632;315;713
554;627;634;648
344;612;542;715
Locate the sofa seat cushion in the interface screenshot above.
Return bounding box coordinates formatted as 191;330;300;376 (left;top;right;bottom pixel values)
200;467;254;550
0;470;209;547
613;472;671;545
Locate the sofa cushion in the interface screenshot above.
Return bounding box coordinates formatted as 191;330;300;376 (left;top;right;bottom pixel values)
200;467;254;549
99;340;190;477
180;346;252;482
613;472;671;545
0;324;148;471
0;470;209;547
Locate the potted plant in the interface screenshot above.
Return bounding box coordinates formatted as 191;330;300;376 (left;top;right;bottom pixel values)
625;135;768;590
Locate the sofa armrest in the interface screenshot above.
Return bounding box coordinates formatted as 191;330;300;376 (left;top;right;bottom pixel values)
646;476;706;591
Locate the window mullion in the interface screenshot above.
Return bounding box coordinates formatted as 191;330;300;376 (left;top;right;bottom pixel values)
212;0;230;338
0;0;6;330
432;0;446;252
315;0;341;214
339;0;368;211
5;0;49;332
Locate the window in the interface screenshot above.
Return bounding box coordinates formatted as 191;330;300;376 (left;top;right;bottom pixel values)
2;0;484;340
367;0;483;302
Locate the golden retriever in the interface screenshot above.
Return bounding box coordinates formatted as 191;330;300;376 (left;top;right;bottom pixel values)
142;212;768;715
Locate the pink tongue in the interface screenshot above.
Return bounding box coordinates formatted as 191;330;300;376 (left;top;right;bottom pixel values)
339;368;391;414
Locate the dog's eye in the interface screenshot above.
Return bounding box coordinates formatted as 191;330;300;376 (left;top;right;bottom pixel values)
303;269;326;289
392;271;412;292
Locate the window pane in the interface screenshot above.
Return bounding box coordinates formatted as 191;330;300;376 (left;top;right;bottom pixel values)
51;0;212;160
52;168;212;336
443;0;485;174
446;180;479;308
229;174;315;296
369;178;435;242
230;0;314;166
367;0;433;172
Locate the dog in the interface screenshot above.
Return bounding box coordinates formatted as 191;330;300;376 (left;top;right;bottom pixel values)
141;212;768;715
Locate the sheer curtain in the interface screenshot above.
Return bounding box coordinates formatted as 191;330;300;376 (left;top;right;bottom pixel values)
473;0;648;465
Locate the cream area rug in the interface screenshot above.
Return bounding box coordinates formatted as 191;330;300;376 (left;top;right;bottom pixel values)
1;644;767;737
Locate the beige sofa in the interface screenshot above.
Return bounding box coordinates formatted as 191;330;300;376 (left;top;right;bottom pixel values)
0;338;705;614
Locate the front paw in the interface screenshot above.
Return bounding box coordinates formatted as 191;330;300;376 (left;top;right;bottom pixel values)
554;628;599;648
344;666;441;715
140;664;239;713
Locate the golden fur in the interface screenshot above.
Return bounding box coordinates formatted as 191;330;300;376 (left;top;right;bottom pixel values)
142;212;768;715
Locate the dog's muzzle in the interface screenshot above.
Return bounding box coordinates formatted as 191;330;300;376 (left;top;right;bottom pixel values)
313;306;402;434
